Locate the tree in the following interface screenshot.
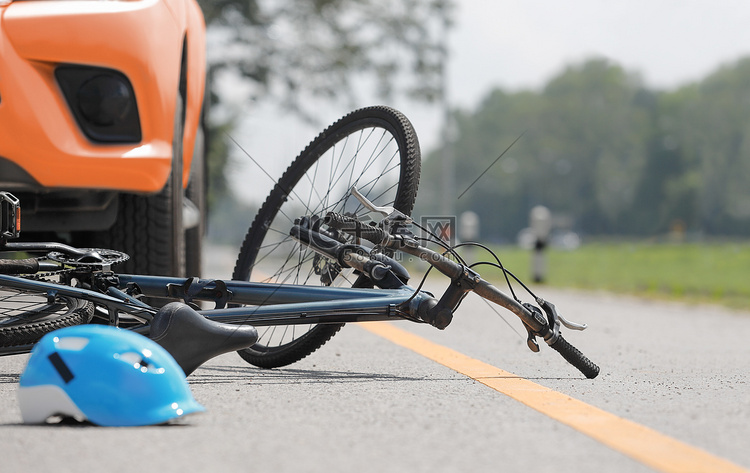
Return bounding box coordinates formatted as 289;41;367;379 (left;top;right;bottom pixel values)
420;58;650;240
667;58;750;235
200;0;451;111
537;59;650;234
197;0;454;207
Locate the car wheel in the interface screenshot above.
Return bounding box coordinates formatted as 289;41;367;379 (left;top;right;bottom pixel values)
85;94;186;277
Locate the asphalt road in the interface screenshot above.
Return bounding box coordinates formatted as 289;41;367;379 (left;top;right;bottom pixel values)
1;247;749;473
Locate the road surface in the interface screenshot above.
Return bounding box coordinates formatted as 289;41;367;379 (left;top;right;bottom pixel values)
0;246;748;473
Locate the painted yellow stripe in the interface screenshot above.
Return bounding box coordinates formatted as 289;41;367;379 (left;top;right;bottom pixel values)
361;322;749;473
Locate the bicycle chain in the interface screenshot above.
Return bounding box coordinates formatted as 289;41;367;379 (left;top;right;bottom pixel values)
22;260;74;283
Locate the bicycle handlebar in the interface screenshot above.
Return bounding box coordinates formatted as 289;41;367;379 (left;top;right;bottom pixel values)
476;278;598;379
326;211;600;379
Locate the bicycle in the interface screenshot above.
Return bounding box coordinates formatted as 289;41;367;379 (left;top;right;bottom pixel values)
0;106;600;379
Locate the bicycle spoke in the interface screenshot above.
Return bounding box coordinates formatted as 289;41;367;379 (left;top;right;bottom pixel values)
0;288;64;325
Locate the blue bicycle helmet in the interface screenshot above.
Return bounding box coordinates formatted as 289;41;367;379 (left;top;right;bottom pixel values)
18;325;204;426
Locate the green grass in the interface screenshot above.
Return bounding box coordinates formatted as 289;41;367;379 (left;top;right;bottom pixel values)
423;242;750;310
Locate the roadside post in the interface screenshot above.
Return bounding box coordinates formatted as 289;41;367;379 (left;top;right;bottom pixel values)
530;206;551;283
459;211;480;261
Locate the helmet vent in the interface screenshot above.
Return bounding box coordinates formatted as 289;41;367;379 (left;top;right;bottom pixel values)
117;351;164;373
47;352;74;384
54;336;90;351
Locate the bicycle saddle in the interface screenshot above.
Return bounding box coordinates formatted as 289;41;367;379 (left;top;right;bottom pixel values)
149;302;258;376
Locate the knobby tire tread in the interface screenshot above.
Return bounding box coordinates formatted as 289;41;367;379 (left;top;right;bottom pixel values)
233;106;421;369
0;296;94;348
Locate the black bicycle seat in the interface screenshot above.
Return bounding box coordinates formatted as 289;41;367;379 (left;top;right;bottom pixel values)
149;302;258;376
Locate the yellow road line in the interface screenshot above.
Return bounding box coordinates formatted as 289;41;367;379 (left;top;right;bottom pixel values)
361;322;749;473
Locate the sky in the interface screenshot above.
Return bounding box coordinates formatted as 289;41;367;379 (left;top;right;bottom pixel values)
223;0;750;204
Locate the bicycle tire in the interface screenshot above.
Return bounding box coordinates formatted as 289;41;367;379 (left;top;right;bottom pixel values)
0;286;95;347
233;106;421;368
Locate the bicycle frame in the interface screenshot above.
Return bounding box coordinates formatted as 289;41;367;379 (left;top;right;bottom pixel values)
0;272;433;356
118;275;428;326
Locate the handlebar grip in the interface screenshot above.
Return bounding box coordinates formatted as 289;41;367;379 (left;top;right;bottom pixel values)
0;258;40;275
549;335;600;379
324;212;359;229
325;212;388;245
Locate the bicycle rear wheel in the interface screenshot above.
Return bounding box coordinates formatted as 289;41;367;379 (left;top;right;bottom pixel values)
0;286;94;347
233;106;421;368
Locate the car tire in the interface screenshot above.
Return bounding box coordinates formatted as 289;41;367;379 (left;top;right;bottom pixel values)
184;121;206;277
84;95;186;277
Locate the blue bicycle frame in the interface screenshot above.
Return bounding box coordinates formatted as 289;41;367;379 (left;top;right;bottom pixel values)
117;274;431;327
0;271;433;357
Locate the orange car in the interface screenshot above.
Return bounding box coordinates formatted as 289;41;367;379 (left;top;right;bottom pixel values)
0;0;207;277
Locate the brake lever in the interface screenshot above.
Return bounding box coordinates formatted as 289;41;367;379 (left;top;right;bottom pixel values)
559;314;587;331
351;186;413;225
538;299;588;331
522;299;588;353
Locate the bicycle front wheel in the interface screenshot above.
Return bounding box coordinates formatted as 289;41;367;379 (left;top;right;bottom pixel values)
0;286;94;348
233;106;421;368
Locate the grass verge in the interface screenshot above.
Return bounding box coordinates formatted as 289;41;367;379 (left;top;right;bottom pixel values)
408;242;750;311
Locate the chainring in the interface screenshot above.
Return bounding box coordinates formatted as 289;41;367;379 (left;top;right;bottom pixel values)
46;248;129;269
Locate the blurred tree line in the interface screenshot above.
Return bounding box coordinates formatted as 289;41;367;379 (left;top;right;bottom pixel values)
418;58;750;241
196;0;452;214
